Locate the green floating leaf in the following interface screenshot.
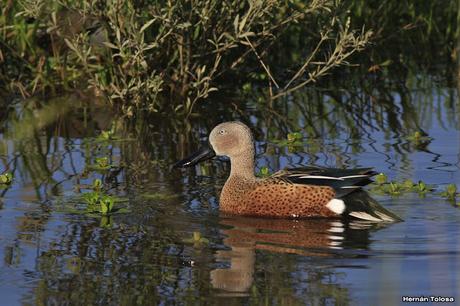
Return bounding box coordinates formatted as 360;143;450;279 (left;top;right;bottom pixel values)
271;132;304;147
99;216;113;228
95;124;130;142
416;181;427;192
406;131;432;144
87;157;113;171
193;231;201;241
95;157;109;168
82;191;101;208
402;179;414;190
446;184;457;195
375;173;387;185
93;179;103;191
97;130;114;141
100;195;114;215
183;231;210;247
386;182;402;195
242;82;252;93
287;132;302;143
0;172;13;185
80;191;128;216
440;184;457;200
257;166;271;178
413;181;434;195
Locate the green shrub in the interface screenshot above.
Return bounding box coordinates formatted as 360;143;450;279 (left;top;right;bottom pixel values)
1;0;371;117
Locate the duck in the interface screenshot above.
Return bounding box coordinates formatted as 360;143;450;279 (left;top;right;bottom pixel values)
174;121;402;222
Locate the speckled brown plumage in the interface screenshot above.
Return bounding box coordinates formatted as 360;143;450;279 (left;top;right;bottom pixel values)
220;176;337;218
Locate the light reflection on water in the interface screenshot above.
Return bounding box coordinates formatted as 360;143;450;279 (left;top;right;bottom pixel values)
0;81;458;305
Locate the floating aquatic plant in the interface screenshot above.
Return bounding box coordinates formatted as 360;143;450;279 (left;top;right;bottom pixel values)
0;173;13;185
87;156;115;171
95;157;110;169
99;195;115;215
406;131;433;150
74;177;105;193
402;179;415;190
257;166;271;178
374;173;388;185
414;181;430;196
183;231;209;248
81;191;129;216
92;178;103;191
96;128;120;141
272;132;304;151
440;184;457;201
287;132;303;143
99;215;114;228
370;173;448;200
82;191;101;209
385;182;402;196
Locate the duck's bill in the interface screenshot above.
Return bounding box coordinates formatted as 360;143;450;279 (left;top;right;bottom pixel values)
173;146;216;168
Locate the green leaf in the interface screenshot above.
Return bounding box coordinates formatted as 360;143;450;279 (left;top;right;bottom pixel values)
100;202;109;214
140;18;156;33
63;38;79;54
441;184;457;200
0;173;13;184
233;14;240;33
375;173;387;185
402;179;414;190
102;41;118;49
446;184;457;196
100;195;115;215
95;157;109;168
258;166;270;178
287;132;302;142
380;59;392;66
93;179;103;191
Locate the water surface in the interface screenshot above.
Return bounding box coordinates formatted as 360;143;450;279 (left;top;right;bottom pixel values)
0;78;458;305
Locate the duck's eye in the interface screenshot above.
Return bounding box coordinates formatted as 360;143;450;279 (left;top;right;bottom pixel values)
219;129;226;135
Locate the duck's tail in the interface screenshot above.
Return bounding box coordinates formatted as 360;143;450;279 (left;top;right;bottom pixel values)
341;190;403;222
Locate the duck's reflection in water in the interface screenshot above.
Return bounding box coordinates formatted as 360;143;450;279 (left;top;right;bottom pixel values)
211;215;380;294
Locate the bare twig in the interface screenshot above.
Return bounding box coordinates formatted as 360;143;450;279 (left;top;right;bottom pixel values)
244;36;280;89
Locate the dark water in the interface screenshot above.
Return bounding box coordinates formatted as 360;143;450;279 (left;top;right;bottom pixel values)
0;63;460;305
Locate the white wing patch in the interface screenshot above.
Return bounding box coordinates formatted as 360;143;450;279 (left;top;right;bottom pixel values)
326;199;345;214
297;175;344;180
375;211;395;222
349;211;382;222
339;175;369;179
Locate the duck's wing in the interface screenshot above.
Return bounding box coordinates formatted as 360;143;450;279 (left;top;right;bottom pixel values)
272;166;402;222
272;166;377;197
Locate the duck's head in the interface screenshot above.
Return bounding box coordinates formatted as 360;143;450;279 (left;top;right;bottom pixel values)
173;121;254;168
209;122;254;157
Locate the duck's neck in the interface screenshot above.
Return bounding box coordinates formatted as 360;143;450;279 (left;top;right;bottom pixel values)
229;153;256;181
